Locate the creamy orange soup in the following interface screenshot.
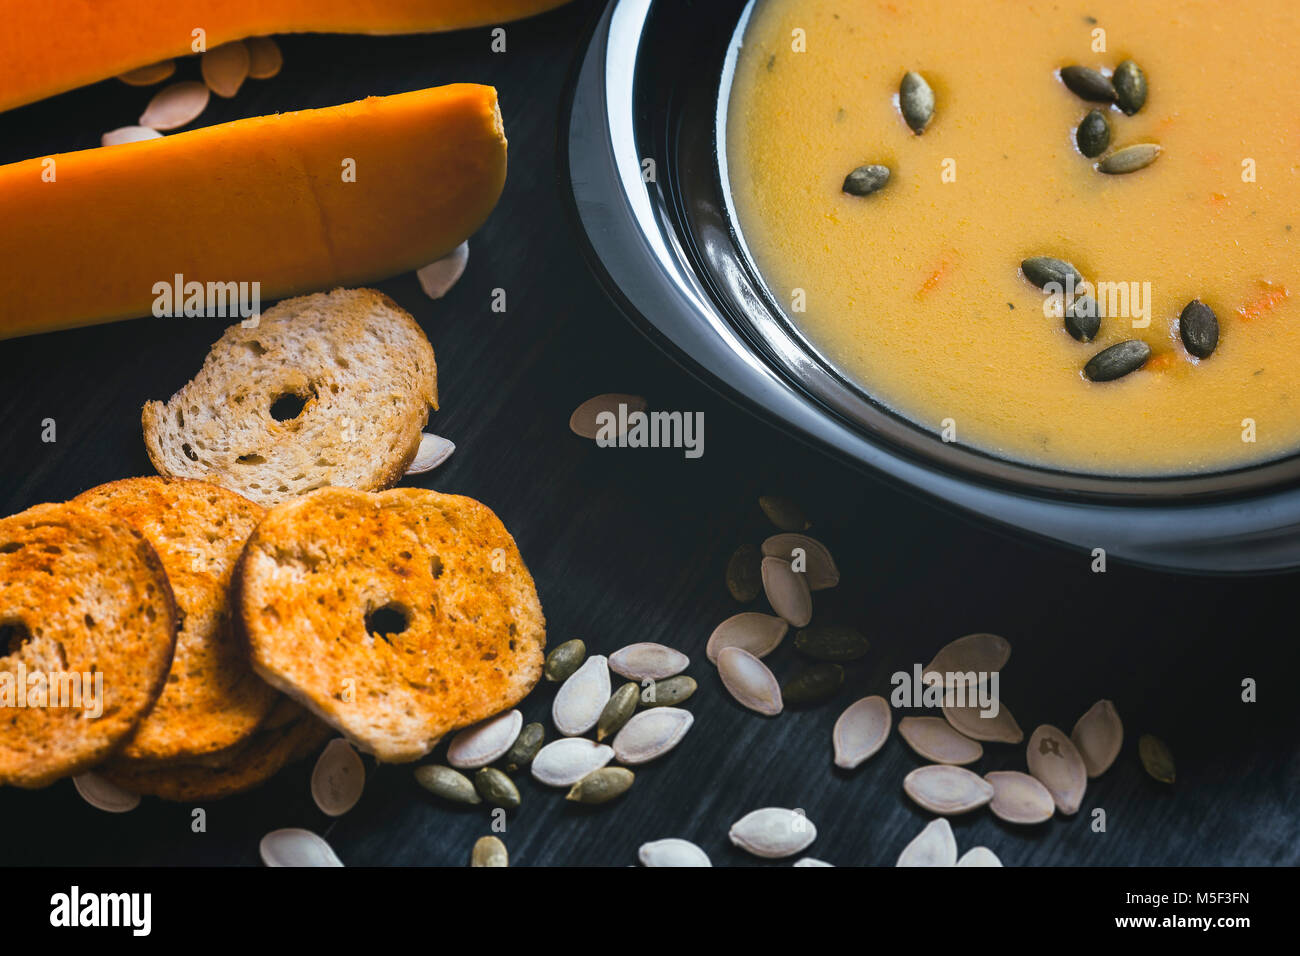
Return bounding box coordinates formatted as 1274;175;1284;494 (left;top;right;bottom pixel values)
726;0;1300;474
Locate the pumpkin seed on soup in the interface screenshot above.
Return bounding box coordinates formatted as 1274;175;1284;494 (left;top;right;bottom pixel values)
842;164;891;197
1064;294;1101;342
1060;65;1115;102
1084;340;1151;381
1021;256;1084;291
1076;109;1110;158
1098;143;1162;175
726;543;762;602
1179;299;1219;358
1113;59;1147;115
899;71;935;134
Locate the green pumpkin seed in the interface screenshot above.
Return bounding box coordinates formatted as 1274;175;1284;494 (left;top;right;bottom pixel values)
471;835;508;867
841;165;891;198
502;722;545;773
781;662;844;706
793;625;870;662
899;71;934;134
759;494;811;530
1098;143;1162;175
1022;256;1084;291
1076;109;1110;158
1113;59;1147;115
1179;299;1218;359
640;674;697;707
544;638;586;683
1065;294;1101;342
566;767;635;804
1060;65;1115;102
414;765;481;805
1084;339;1150;381
474;767;521;809
726;543;762;602
1138;734;1175;783
597;682;640;741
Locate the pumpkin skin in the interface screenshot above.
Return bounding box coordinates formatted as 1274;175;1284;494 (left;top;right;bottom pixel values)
0;84;507;338
0;0;572;112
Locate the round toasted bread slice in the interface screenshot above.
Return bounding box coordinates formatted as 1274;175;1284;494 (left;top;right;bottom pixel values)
238;487;546;762
111;697;304;771
99;716;332;801
141;288;438;508
0;502;177;788
73;477;278;763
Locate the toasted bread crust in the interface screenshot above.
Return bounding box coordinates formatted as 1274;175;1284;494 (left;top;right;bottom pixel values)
0;502;177;788
73;477;278;762
238;488;546;762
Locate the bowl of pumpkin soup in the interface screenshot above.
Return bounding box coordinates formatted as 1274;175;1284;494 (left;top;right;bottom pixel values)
564;0;1300;572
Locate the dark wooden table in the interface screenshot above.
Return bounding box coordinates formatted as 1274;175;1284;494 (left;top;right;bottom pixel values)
1;1;1296;867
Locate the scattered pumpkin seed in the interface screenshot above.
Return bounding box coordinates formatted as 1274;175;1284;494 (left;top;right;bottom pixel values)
1070;699;1124;777
793;857;834;867
898;717;983;765
414;765;481;805
639;838;712;867
1139;734;1176;783
896;818;956;867
448;709;524;769
781;662;844;706
117;60;177;86
259;828;343;867
957;847;1003;867
729;807;817;859
471;835;508;867
1065;294;1102;342
716;646;783;716
899;71;935;134
1026;725;1087;814
139;81;210;130
1084;339;1150;381
474;767;521;809
311;738;365;817
942;699;1024;744
903;765;995;815
1021;257;1084;291
73;772;140;813
416;242;470;300
597;682;640;741
1060;65;1115;102
245;36;284;80
761;533;840;590
1112;59;1147;115
1098;143;1162;174
758;494;811;530
985;770;1056;825
726;543;763;602
101;126;163;148
568;767;635;804
544;638;586;683
609;642;689;681
502;722;545;773
552;654;611;736
201;41;251;98
706;612;788;663
794;624;870;662
640;675;697;708
1179;299;1219;359
1076;108;1110;158
841;164;891;197
832;695;891;769
404;432;455;474
761;556;812;627
569;393;648;439
612;707;694;765
924;633;1011;686
531;738;614;787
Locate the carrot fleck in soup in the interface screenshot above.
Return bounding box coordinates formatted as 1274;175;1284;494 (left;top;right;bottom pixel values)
726;0;1300;474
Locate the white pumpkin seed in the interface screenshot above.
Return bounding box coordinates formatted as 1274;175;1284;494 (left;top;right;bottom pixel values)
832;695;891;768
1026;724;1087;815
552;654;610;736
201;40;251;98
259;829;343;867
139;81;210;130
530;738;614;787
761;556;812;627
728;807;817;859
1071;699;1123;778
609;642;689;681
611;707;693;765
793;857;834;867
941;699;1024;744
903;765;995;815
898;716;983;765
716;646;782;716
405;432;455;475
448;709;523;769
569;393;648;439
471;835;508;867
118;60;176;86
73;772;140;813
984;770;1055;825
760;533;839;590
923;633;1011;686
311;738;365;817
101;125;163;147
416;241;469;299
957;846;1003;867
706;612;787;663
245;36;284;79
896;818;956;867
638;838;711;867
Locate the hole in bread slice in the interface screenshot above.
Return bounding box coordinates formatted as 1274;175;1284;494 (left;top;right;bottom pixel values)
269;391;308;422
365;603;409;642
1;619;33;655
